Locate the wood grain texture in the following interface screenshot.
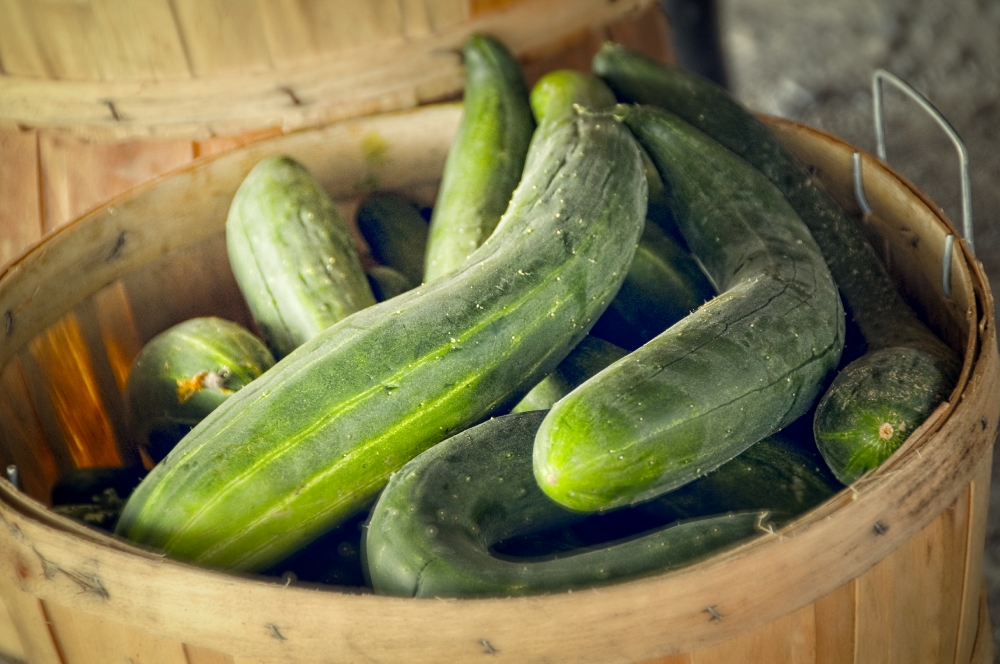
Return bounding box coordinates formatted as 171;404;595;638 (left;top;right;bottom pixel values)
46;601;191;664
0;128;41;270
26;314;121;470
38;132;194;231
0;593;24;661
0;0;658;140
814;579;856;664
692;604;816;663
0;356;62;502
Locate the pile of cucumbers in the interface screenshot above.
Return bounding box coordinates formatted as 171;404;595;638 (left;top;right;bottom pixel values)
97;35;958;599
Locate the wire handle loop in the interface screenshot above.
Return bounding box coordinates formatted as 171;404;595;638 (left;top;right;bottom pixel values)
872;68;973;252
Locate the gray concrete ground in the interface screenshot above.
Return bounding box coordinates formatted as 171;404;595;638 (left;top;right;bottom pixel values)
719;0;1000;655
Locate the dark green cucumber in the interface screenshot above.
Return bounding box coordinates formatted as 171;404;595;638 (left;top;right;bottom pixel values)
423;34;535;283
226;155;376;358
356;192;428;286
366;265;414;302
591;219;715;350
632;431;841;525
502;429;839;558
511;335;627;413
125;317;275;463
533;105;844;513
365;411;765;598
115;108;647;572
592;42;960;484
529;70;711;350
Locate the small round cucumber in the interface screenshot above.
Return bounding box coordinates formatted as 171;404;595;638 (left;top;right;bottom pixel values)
364;411;765;598
125;317;274;462
813;346;955;484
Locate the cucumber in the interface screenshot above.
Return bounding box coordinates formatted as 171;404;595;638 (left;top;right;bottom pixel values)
511;336;627;413
528;70;711;350
529;69;617;130
365;411;765;598
226;155;376;358
115;108;648;572
533;105;844;513
125;317;275;463
423;34;535;283
356;192;428;287
590;219;715;350
592;43;960;484
366;265;414;302
500;428;839;558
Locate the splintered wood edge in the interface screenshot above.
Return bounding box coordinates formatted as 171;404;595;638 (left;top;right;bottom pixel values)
0;108;996;663
0;0;655;140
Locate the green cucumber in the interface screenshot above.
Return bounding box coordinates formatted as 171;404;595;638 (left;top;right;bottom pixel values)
125;317;275;463
591;219;715;350
226;155;376;358
529;70;711;350
529;69;617;130
592;43;960;484
115;108;647;572
511;335;627;413
502;428;839;558
366;265;414;302
365;411;765;598
533;105;844;513
356;192;428;287
423;34;535;283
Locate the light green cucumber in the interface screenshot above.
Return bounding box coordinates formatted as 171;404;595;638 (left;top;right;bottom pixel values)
511;336;627;413
356;192;428;287
423;34;535;283
226;156;376;358
125;317;275;463
533;105;844;513
365;411;765;598
592;42;960;484
115;108;647;572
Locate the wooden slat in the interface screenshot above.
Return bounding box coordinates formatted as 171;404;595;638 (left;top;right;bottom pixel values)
27;314;121;470
91;281;143;393
604;1;676;65
855;494;969;663
46;601;190;663
637;653;691;664
193;126;284;160
0;0;50;77
0;572;60;664
692;604;816;663
0;592;25;662
0;127;42;270
73;297;140;468
184;643;235;664
955;456;992;664
170;0;274;76
814;579;856;664
121;234;257;348
38;132;194;231
295;0;405;54
4;0;187;81
0;356;62;502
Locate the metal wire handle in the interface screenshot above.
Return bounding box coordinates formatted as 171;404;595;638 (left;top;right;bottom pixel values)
852;69;974;298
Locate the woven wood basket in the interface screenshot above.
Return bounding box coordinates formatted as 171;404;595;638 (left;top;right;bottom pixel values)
0;0;665;141
0;101;995;663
